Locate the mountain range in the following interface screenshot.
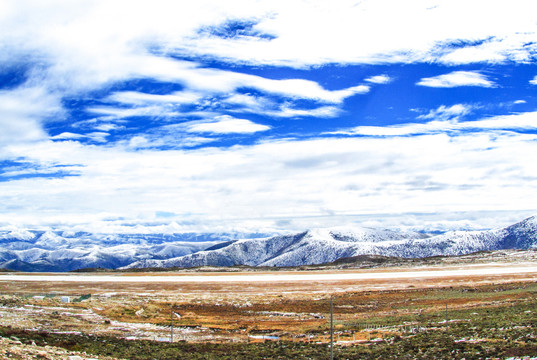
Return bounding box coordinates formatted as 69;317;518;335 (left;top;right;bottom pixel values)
1;216;536;272
124;216;537;269
0;231;244;272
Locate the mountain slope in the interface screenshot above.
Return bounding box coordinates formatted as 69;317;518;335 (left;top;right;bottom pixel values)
124;216;537;269
0;231;232;272
2;216;536;271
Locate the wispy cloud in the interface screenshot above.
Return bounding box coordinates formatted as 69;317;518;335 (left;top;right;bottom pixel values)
184;115;270;134
2;127;537;233
266;105;341;118
108;91;203;106
365;75;392;84
417;71;496;88
2;0;537;235
169;1;537;66
333;110;537;137
418;104;474;121
50;132;85;140
0;87;61;146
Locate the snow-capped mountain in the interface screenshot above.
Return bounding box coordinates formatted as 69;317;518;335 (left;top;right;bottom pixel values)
0;231;242;272
1;216;536;271
124;216;537;269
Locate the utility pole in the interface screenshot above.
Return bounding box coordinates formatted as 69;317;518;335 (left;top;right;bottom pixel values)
330;297;334;360
170;306;174;343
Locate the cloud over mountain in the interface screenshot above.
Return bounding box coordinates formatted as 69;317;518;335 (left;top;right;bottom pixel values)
1;0;537;235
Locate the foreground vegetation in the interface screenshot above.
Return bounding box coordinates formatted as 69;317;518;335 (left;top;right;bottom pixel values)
2;281;537;359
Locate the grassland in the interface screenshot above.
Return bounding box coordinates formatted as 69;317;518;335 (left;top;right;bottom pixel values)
1;254;537;358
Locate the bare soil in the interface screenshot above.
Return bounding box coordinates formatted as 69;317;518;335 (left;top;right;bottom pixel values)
1;252;537;358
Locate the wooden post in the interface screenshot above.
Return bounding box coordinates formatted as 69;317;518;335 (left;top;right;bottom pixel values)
330;297;334;360
170;307;173;343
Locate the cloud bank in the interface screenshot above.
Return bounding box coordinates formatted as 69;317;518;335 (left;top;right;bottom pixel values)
1;0;537;234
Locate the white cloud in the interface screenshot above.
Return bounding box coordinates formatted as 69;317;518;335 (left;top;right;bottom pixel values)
2;128;537;233
87;105;180;119
273;105;341;118
418;104;474;121
96;69;364;121
417;71;496;88
167;1;537;67
86;132;110;143
0;0;532;150
50;132;85;140
93;123;124;132
333;110;537;137
2;0;537;234
1;0;536;92
0;87;62;147
365;75;392;84
514;100;527;104
223;94;341;118
108;91;203;105
125;132;214;149
141;59;369;103
530;76;537;85
185;115;270;134
1;1;532;97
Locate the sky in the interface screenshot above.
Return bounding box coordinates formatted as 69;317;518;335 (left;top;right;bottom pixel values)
1;0;537;235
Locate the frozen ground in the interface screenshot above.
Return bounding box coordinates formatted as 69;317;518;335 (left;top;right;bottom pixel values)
1;263;537;283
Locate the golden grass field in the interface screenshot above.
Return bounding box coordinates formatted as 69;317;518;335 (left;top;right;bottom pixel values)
2;263;537;344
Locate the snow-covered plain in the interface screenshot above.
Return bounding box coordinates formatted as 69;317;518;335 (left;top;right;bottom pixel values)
2;264;537;283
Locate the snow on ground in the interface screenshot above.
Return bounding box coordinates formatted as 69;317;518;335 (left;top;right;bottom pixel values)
2;264;537;283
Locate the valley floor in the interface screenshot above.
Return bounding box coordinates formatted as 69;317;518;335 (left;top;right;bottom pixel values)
2;254;537;359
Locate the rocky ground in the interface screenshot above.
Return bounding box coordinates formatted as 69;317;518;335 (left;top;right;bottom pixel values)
1;250;537;358
0;335;121;360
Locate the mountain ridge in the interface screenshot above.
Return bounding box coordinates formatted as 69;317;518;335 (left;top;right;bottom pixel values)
1;216;536;272
123;216;537;269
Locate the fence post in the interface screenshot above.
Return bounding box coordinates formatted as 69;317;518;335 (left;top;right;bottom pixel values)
330;297;334;360
170;307;173;343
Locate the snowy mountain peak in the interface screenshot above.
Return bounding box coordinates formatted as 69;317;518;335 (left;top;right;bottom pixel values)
124;216;537;270
2;229;36;241
1;215;537;272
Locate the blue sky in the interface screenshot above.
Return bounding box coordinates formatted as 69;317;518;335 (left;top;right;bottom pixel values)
1;0;537;234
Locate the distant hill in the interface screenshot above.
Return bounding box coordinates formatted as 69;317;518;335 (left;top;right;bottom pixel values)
1;216;536;272
123;216;537;269
0;231;258;272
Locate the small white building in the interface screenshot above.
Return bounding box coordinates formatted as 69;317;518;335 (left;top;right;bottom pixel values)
60;296;70;303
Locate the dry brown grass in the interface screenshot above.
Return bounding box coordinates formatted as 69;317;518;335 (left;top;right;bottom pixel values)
2;265;537;343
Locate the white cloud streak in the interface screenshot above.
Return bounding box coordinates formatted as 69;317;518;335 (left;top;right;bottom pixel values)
184;115;270;134
2;0;537;234
1;0;534;93
365;75;392;84
418;104;474;121
108;91;203;106
2;127;537;233
0;87;62;147
417;71;496;88
334;110;537;137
